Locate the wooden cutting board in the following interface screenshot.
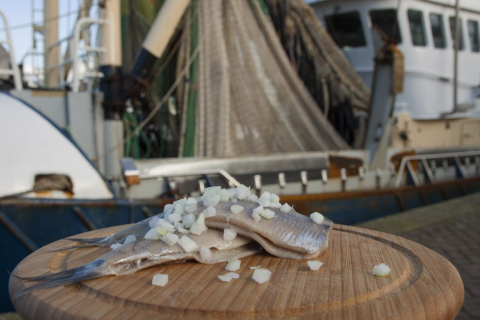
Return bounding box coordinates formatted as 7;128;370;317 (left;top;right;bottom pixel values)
9;224;464;320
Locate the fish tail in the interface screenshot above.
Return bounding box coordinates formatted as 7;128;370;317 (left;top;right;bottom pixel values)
48;243;108;252
67;236;107;244
13;266;102;297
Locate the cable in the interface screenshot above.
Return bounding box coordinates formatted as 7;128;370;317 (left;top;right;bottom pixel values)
0;2;99;32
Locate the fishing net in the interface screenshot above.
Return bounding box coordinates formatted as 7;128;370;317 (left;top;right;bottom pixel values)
122;0;371;158
176;0;362;158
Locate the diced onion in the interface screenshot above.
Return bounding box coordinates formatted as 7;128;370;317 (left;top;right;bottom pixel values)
307;261;324;271
187;198;197;205
148;216;160;228
200;245;212;261
260;209;275;219
257;197;270;207
310;212;324;224
182;213;196;228
178;236;198;253
144;228;159;240
110;243;122;250
203;194;220;207
203;186;221;196
269;193;280;203
223;228;237;241
235;185;251;200
372;263;391;277
252;268;272;284
270;202;282;209
203;205;216;217
218;274;233;282
260;191;271;199
185;204;197;213
249;266;260;270
152;274;168;287
168;212;183;223
123;235;137;245
161;232;179;246
226;272;239;279
280;203;292;213
231;205;244;215
247;194;258;202
218;189;231;202
225;259;241;271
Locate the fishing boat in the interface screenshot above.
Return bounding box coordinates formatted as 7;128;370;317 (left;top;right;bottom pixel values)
1;0;479;311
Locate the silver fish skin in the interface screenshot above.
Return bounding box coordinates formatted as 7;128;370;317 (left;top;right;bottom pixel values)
64;197;333;259
14;228;261;296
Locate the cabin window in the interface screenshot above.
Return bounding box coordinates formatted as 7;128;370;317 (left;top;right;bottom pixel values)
429;14;446;48
370;9;402;44
324;11;367;48
468;20;480;52
449;17;465;50
408;10;427;46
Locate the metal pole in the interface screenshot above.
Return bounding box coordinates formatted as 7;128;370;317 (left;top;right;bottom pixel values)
44;0;59;87
453;0;460;113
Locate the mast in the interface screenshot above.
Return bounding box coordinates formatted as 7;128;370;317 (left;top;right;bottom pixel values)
43;0;59;87
453;0;460;113
99;0;124;180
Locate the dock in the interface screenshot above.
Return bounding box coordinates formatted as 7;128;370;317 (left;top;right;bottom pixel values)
358;192;480;320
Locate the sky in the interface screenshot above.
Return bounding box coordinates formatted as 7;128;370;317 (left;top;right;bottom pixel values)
0;0;94;69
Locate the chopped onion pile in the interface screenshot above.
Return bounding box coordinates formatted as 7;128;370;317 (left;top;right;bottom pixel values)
152;274;168;287
252;268;272;284
135;184;325;259
307;260;324;271
372;263;391;277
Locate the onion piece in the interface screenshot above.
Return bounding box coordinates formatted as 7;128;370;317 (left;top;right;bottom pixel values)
372;263;391;277
231;205;244;215
225;259;241;271
110;243;122;250
152;274;168;287
252;268;272;284
144;228;159;240
178;236;198;253
280;203;292;213
226;272;240;279
307;260;324;271
218;274;233;282
223;228;237;241
249;266;261;270
260;209;275;219
200;245;212;261
310;212;324;224
123;235;137;245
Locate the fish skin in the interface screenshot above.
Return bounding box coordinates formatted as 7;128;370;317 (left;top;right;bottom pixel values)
60;197;333;258
13;229;262;296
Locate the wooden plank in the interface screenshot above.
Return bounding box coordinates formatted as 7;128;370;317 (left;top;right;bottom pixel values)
9;225;463;319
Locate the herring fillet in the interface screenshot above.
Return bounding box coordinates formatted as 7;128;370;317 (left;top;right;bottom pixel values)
13;229;262;296
15;185;333;295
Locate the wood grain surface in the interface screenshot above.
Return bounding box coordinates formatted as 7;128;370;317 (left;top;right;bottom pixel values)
9;224;464;319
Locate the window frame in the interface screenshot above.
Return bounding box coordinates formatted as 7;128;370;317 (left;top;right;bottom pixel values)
324;11;367;49
467;20;480;53
407;9;428;47
369;9;402;44
429;13;447;49
449;16;465;50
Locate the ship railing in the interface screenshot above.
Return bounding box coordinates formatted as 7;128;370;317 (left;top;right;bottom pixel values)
47;17;107;92
0;10;23;91
394;150;480;188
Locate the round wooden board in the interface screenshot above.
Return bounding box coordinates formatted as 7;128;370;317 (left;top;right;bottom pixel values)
9;225;463;320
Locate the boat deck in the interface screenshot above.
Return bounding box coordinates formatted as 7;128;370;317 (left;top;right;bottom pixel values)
358;192;480;320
